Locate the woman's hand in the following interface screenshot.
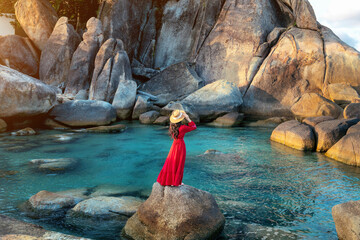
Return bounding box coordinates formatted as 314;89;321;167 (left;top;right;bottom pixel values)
183;112;191;122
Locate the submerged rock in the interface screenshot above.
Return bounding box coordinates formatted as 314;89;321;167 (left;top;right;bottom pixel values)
270;120;315;151
19;190;77;219
30;158;78;172
49;100;117;127
74;124;126;133
14;0;58;50
11;128;36;136
123;182;225;240
332;200;360;240
0;214;88;239
326;132;360;166
89;184;141;198
0;65;57;118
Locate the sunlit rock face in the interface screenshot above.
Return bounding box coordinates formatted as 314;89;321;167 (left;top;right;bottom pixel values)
0;65;57;118
14;0;58;50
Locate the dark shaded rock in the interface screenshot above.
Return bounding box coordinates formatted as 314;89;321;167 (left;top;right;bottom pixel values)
65;17;104;96
49;100;116;127
344;103;360;119
139;111;160;124
0;35;39;76
132;66;160;80
14;0;58;50
154;0;206;69
267;27;286;46
43;118;70;130
123;182;225;240
302;116;335;128
139;62;204;106
332;200;360;239
153;116;169;126
39;17;81;88
0;65;57;118
270;120;315;151
314;118;360;152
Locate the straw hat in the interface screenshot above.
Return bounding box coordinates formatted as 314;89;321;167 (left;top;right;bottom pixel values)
170;109;185;123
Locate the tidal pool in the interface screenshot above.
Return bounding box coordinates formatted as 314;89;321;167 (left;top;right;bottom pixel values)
0;122;359;239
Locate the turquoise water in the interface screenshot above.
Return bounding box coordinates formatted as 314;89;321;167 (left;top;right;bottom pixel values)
1;122;360;239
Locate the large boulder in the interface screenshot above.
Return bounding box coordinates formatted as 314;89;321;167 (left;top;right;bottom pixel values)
139;111;160;124
0;35;39;77
123;182;225;240
314;118;359;152
112;80;137;119
49;100;117;127
276;0;318;30
321;26;360;93
332;200;360;239
327;83;360;105
154;0;206;69
39;17;81;88
326;133;360;166
177;80;243;121
99;0;152;59
0;65;57;118
89;38;132;103
344;103;360;119
65;17;104;96
139;62;204;106
242;28;326;117
270;120;315;151
291;93;343;119
14;0;58;50
132;95;156;120
195;0;282;87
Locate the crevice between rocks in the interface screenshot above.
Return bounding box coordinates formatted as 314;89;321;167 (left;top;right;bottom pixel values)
319;26;329;97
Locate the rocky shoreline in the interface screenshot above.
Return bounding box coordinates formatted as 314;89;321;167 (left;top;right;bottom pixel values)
1;0;360;239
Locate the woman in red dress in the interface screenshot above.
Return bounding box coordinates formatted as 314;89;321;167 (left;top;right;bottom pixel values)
157;110;197;187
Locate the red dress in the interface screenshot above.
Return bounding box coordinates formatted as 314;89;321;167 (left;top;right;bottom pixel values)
157;121;197;186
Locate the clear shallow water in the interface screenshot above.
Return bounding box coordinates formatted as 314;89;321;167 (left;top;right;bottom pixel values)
0;122;360;239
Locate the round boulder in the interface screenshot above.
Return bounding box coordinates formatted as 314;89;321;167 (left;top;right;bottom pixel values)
208;112;244;127
123;182;225;240
332;200;360;240
270;120;315;151
328;83;360;105
344;103;360;119
49;100;117;127
139;111;160;124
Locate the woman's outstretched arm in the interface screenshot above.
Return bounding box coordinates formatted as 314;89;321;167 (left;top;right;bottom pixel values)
181;112;197;133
